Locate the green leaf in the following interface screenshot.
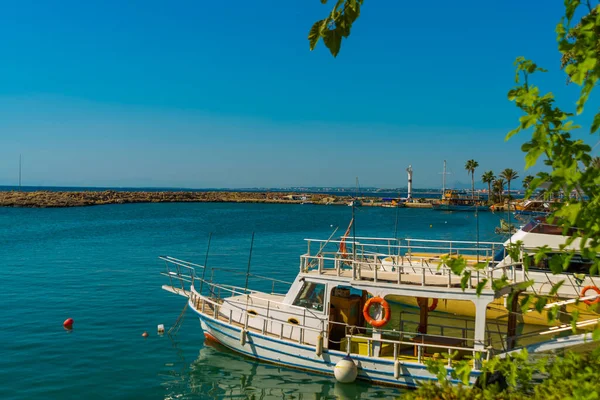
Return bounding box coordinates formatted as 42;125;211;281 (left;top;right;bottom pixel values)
453;360;472;385
520;293;533;313
460;270;471;291
547;305;559;322
506;127;521;141
565;0;581;22
571;309;580;333
476;279;488;296
322;27;342;57
549;280;565;296
492;275;509;291
308;19;326;51
593;327;600;342
535;296;548;313
525;145;545;169
549;255;564;274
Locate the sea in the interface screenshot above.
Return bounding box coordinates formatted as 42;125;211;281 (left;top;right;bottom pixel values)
0;202;506;399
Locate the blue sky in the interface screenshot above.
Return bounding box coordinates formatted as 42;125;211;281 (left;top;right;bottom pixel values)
0;1;598;188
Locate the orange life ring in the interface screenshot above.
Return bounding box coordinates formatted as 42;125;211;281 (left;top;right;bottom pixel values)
363;297;391;328
428;298;438;312
581;286;600;305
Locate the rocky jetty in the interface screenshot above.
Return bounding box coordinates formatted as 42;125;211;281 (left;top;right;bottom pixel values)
0;190;349;208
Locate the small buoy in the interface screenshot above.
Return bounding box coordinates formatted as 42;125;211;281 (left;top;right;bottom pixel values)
240;329;246;346
142;331;149;338
334;356;358;383
429;224;433;228
157;324;165;334
63;318;74;329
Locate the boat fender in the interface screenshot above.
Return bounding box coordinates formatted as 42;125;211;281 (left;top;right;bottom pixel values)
581;286;600;305
334;356;358;383
363;297;391;328
394;359;402;380
240;329;246;346
315;334;323;356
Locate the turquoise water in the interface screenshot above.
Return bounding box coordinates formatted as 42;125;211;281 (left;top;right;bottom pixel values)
0;203;503;399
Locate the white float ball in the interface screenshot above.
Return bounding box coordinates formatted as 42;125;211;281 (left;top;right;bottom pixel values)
334;356;358;383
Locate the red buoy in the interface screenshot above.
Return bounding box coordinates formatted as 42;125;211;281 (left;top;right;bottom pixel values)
142;331;149;338
63;318;74;329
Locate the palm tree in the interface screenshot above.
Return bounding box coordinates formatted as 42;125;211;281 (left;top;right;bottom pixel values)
465;160;479;200
481;171;495;203
591;157;600;169
493;179;505;202
500;168;519;201
522;175;534;191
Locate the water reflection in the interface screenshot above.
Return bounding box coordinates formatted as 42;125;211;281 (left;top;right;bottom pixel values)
163;340;404;399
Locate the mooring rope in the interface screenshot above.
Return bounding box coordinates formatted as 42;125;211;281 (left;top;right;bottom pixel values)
168;302;189;336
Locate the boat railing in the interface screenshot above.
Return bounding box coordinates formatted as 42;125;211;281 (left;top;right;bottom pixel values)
341;324;491;368
396;310;508;343
160;256;198;291
300;252;526;289
189;285;327;347
195;278;326;323
305;237;503;258
160;256;293;296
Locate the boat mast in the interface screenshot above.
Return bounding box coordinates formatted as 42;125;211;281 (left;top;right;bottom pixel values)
244;232;255;310
442;160;446;198
199;232;213;294
352;177;358;260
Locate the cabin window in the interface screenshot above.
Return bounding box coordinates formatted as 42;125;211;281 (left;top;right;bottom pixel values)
293;281;326;312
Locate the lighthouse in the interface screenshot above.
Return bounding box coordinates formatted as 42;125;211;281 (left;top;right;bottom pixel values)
406;165;413;201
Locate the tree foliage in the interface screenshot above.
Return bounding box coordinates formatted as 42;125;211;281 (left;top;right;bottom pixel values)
465;159;479;200
405;347;600;400
308;0;364;57
481;170;495;203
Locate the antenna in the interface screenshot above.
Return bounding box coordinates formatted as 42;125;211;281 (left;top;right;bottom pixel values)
439;160;453;198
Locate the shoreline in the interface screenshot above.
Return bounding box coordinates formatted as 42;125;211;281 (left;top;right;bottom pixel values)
0;190;435;208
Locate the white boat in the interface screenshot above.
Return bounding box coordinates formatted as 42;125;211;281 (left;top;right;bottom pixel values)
160;219;599;388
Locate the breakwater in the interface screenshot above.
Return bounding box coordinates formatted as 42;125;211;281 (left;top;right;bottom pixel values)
0;190;396;208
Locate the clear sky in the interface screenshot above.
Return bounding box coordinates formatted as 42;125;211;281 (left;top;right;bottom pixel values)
0;1;598;189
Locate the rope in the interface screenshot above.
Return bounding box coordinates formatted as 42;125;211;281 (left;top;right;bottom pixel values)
168;302;189;336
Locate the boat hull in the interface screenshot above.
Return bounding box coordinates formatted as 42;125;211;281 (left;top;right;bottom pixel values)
192;306;480;388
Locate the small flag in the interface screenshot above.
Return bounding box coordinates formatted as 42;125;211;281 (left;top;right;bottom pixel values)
339;218;354;257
